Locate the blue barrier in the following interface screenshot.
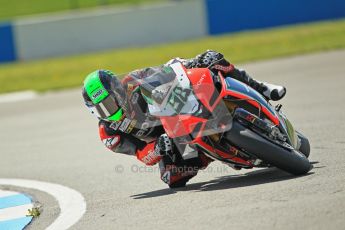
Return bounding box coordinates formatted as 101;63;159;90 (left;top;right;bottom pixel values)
206;0;345;34
0;22;16;63
1;1;345;63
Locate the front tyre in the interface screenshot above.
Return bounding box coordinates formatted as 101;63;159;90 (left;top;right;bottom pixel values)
225;121;312;175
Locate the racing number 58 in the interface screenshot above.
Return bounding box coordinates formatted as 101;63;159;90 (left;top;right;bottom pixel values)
168;86;191;113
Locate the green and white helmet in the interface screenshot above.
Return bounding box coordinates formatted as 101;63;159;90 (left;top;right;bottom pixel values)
82;70;127;122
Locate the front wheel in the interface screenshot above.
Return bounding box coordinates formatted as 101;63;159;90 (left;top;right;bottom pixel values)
225;121;312;175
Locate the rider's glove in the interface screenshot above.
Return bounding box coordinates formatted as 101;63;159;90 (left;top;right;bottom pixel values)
156;134;177;162
195;50;234;75
156;134;172;154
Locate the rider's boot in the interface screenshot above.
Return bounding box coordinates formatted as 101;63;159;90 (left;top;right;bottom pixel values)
249;79;286;101
232;69;286;101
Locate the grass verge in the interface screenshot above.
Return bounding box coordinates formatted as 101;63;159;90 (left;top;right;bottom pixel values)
0;19;344;94
0;0;165;22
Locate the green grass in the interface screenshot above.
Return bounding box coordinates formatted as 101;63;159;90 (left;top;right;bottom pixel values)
0;0;165;21
0;19;345;94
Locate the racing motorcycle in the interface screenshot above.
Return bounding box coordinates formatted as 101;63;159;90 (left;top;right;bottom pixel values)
136;62;311;175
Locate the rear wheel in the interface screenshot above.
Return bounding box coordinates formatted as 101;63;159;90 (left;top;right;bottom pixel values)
225;121;312;175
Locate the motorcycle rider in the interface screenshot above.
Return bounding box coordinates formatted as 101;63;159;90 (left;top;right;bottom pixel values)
82;50;286;188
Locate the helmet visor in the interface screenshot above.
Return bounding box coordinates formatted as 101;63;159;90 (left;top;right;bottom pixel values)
90;94;123;121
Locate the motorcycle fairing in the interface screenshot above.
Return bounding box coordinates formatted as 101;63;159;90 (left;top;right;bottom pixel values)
144;63;233;139
224;77;279;125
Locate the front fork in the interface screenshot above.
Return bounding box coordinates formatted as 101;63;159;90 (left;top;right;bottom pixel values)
275;108;299;149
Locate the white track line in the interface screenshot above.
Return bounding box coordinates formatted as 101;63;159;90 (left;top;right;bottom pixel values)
0;190;18;198
0;204;33;221
0;179;86;230
0;91;37;103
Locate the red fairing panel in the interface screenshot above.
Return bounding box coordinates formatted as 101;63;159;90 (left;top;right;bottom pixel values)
186;68;219;112
218;72;279;125
160;115;207;138
159;67;224;138
225;89;279;125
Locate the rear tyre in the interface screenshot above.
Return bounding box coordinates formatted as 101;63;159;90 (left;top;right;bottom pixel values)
225;121;312;175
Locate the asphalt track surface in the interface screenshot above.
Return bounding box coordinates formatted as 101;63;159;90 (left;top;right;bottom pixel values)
1;50;345;230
